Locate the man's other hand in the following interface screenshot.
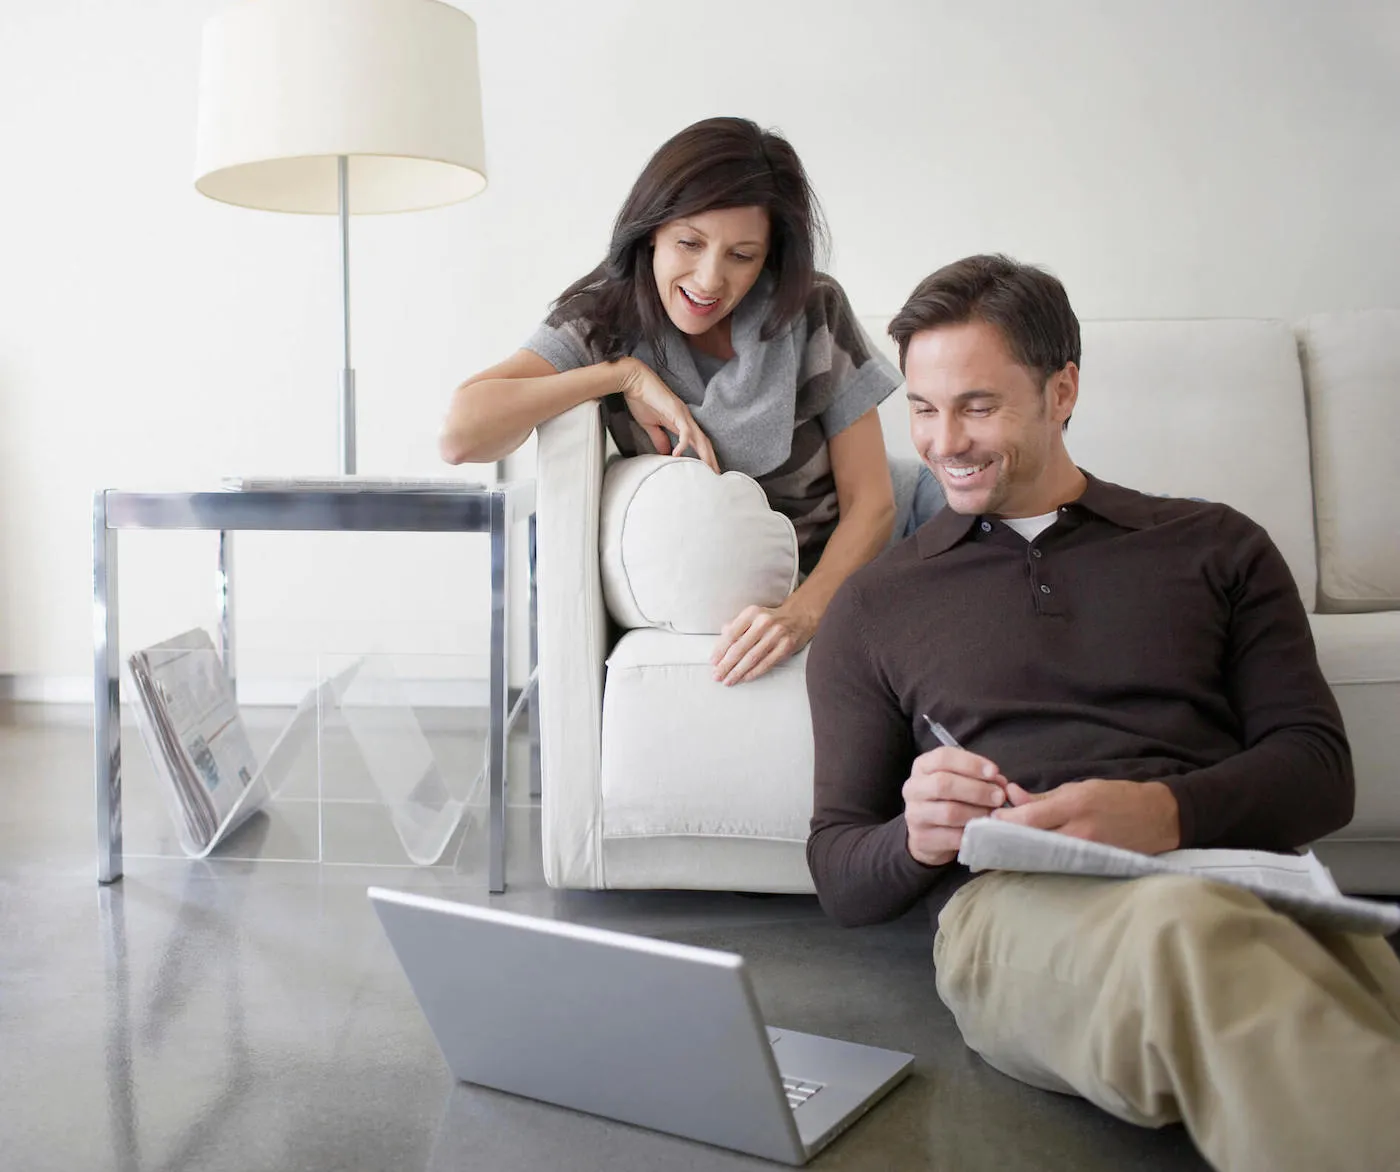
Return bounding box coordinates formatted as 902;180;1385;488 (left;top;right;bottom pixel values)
994;778;1181;855
903;747;1010;866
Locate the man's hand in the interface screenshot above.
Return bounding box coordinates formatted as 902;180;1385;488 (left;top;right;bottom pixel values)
710;602;818;686
903;747;1010;866
994;778;1181;855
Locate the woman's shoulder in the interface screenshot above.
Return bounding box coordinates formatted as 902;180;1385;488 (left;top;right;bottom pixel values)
536;285;622;367
544;285;603;332
762;273;857;345
523;285;615;372
802;273;874;364
796;271;846;319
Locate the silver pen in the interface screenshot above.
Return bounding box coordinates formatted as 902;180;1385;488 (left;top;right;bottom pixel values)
922;714;1014;810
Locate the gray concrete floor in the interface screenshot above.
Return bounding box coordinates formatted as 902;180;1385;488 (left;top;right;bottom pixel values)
0;704;1234;1171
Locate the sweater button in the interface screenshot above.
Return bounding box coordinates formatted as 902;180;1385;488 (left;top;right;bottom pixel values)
980;521;992;532
1040;584;1051;594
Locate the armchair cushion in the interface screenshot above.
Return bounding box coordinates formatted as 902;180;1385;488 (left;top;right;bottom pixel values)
601;630;814;843
599;455;798;633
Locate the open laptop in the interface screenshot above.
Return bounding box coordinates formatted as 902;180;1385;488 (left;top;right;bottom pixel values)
369;888;913;1165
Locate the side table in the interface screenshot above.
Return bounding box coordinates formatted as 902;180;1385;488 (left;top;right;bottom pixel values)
92;482;537;893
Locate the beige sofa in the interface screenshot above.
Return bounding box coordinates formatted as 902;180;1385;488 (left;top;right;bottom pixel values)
534;310;1400;895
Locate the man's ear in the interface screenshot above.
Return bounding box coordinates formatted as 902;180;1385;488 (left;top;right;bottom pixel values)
1048;362;1079;427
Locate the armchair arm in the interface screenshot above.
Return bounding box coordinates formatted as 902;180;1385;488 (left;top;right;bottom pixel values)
535;401;609;887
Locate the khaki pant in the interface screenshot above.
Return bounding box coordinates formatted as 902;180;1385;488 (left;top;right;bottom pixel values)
933;871;1400;1172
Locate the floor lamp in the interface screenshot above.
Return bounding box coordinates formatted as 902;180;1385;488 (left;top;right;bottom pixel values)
193;0;487;473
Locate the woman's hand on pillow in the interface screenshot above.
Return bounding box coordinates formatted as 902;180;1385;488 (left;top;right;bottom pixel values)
710;601;816;686
618;358;720;473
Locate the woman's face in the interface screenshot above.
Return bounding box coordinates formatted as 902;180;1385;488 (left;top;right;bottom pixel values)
651;206;771;338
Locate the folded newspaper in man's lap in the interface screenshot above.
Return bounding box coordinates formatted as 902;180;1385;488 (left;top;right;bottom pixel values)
958;819;1400;936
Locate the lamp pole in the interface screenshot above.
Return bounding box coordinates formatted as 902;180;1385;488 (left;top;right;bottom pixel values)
338;154;357;474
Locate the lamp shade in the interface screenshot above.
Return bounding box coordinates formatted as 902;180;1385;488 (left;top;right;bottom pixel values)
194;0;487;214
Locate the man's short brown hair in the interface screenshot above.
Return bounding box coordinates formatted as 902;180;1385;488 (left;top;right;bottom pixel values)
888;254;1081;381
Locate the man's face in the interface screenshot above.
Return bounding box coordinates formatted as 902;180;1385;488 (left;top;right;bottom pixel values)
904;319;1077;518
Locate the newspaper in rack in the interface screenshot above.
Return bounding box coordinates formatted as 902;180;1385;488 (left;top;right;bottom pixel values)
127;630;362;856
127;630;262;852
957;818;1400;936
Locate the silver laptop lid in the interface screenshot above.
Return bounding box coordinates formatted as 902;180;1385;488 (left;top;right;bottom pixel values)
369;888;806;1164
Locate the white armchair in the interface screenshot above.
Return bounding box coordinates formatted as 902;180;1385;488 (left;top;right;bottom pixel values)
535;398;818;890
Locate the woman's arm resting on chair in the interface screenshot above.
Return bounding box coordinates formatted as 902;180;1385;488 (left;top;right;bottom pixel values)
441;351;719;471
711;409;896;686
440;349;622;465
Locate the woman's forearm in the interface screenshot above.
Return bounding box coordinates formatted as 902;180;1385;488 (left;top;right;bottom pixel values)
440;359;633;464
787;497;896;623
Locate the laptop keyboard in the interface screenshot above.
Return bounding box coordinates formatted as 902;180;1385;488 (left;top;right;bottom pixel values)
782;1076;824;1110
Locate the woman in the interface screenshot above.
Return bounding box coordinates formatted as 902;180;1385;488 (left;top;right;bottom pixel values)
441;117;941;685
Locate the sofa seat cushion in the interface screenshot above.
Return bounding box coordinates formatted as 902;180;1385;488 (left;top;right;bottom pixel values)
1310;613;1400;840
599;455;798;633
600;629;813;841
1310;612;1400;685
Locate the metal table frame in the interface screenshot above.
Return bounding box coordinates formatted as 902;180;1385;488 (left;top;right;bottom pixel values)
92;483;537;893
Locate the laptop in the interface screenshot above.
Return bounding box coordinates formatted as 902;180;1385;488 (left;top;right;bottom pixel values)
369;888;913;1165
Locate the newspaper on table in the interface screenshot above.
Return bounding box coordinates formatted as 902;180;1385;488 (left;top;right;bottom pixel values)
126;629;349;856
958;818;1400;937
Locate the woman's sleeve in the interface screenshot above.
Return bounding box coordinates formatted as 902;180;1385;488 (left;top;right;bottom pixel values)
815;278;905;438
521;313;594;374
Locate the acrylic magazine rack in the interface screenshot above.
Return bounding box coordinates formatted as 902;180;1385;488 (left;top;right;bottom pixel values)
125;633;485;868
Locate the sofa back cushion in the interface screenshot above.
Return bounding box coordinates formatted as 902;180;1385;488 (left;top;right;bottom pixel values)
1297;310;1400;613
1064;319;1318;609
861;316;919;465
599;455;799;633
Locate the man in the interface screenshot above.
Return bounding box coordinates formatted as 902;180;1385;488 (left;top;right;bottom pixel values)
805;254;1400;1172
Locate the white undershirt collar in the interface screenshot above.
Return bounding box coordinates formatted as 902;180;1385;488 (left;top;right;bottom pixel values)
998;511;1059;542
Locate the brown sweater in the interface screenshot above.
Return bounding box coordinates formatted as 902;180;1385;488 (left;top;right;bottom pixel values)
805;473;1353;927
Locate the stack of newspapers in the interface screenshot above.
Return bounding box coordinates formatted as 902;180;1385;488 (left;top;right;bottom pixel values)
126;629;336;856
126;630;266;854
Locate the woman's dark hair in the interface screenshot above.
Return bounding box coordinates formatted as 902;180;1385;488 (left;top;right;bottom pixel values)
552;117;826;363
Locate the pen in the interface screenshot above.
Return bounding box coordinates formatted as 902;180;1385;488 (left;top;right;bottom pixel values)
921;714;1014;810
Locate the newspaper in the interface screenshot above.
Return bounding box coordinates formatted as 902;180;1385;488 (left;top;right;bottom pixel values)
958;819;1400;936
126;630;261;852
126;630;361;855
221;475;486;493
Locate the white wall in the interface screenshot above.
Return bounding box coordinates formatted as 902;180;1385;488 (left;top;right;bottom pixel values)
2;0;1398;694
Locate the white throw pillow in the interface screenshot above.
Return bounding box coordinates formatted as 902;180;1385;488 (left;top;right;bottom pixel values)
600;456;798;633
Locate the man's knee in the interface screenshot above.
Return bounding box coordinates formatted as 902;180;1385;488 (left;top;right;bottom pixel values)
1113;874;1270;963
1071;876;1270;1125
1085;875;1275;1080
935;874;1267;1045
933;871;1271;1025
